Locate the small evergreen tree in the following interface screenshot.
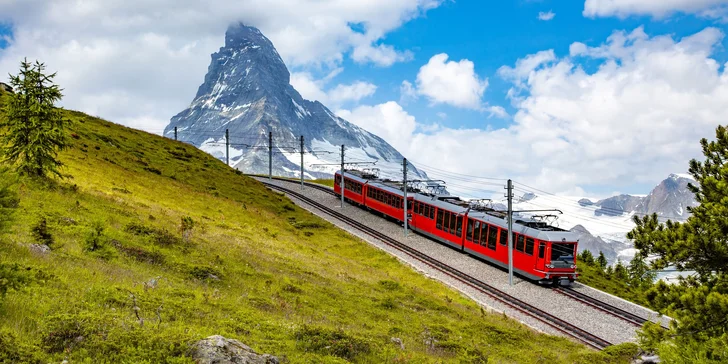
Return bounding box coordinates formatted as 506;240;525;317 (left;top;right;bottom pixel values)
627;254;654;288
596;251;608;271
613;259;629;281
578;250;595;265
0;59;67;179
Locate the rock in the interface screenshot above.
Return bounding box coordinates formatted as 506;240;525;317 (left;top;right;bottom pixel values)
29;244;51;254
390;337;404;350
190;335;279;364
578;198;594;206
633;354;661;364
60;217;78;225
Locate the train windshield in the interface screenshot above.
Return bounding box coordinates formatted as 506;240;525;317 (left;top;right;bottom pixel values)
550;243;575;262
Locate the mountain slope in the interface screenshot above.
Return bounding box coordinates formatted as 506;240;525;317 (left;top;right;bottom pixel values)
594;174;697;219
0;100;630;361
165;23;424;180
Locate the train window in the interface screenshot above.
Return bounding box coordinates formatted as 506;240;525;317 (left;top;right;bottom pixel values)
443;212;450;233
538;242;545;258
500;229;508;246
473;221;481;243
436;210;443;230
430;206;435;219
551;243;575;261
450;213;457;234
516;235;525;252
480;225;488;247
525;238;535;255
488;226;498;250
466;219;474;241
456;215;463;237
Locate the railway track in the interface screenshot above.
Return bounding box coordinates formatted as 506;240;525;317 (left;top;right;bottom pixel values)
258;179;613;350
264;176;666;332
553;287;667;329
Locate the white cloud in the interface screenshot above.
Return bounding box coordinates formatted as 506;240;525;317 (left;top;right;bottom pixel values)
0;0;443;133
290;72;376;106
415;53;488;109
336;101;417;152
346;27;728;196
583;0;728;20
399;80;417;104
497;50;556;81
328;81;378;104
538;11;556;21
486;106;509;119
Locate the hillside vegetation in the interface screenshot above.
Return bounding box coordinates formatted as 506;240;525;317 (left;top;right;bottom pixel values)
0;96;635;362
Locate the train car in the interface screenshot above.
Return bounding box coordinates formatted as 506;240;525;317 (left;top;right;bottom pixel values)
335;170;578;285
410;195;468;251
333;170;367;205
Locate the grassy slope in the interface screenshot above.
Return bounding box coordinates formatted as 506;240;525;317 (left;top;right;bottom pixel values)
0;105;636;362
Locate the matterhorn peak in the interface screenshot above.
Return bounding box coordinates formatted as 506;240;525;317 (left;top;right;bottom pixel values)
165;25;426;180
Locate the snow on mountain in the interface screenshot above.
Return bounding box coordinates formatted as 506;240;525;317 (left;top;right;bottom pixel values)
164;23;425;180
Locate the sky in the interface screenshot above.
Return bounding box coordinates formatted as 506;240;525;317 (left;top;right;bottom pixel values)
1;0;727;198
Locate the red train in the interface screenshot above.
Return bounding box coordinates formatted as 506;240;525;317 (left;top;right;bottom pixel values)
334;170;579;285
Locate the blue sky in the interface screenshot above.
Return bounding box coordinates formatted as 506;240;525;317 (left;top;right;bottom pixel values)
1;0;728;197
310;1;728;131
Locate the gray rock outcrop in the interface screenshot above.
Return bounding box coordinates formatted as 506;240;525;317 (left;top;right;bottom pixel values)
190;335;279;364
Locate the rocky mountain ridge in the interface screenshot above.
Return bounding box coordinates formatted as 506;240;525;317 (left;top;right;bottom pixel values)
165;23;425;180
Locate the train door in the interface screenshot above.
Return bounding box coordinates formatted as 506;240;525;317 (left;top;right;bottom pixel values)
536;241;546;271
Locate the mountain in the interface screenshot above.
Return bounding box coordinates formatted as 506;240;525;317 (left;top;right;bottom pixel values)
509;173;699;264
165;23;425;180
594;174;698;220
569;225;624;263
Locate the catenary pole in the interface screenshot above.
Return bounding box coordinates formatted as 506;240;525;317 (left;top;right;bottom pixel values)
174;126;177;141
268;131;272;180
300;135;304;190
225;129;229;166
403;158;408;237
340;144;345;208
507;179;514;286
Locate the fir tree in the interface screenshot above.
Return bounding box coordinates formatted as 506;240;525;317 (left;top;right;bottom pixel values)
578;250;595;265
613;259;629;281
627;254;654;288
596;251;608;271
628;125;728;360
0;59;67;179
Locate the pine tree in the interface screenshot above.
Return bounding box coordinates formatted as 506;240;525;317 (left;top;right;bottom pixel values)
0;59;67;179
628;125;728;360
613;259;629;281
596;251;608;271
578;249;594;265
627;254;654;288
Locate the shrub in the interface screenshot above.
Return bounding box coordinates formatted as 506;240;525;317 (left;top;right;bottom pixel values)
189;266;222;282
0;330;42;363
111;240;165;265
83;221;115;260
31;216;54;247
181;216;194;242
294;326;371;360
0;263;32;298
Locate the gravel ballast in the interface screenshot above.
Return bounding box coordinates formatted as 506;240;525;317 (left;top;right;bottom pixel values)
255;177;661;345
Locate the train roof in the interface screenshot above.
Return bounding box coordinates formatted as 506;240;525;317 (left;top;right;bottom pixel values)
339;170;579;242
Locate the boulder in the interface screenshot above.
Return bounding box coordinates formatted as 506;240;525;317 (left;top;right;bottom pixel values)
190;335;278;364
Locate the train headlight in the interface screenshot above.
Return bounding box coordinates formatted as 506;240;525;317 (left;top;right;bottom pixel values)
570;264;576;269
546;264;553;269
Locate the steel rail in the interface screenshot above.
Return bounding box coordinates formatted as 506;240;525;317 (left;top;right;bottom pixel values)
260;180;613;350
554;287;668;329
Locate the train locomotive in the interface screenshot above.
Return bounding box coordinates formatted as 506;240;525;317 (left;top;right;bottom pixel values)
334;170;579;285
